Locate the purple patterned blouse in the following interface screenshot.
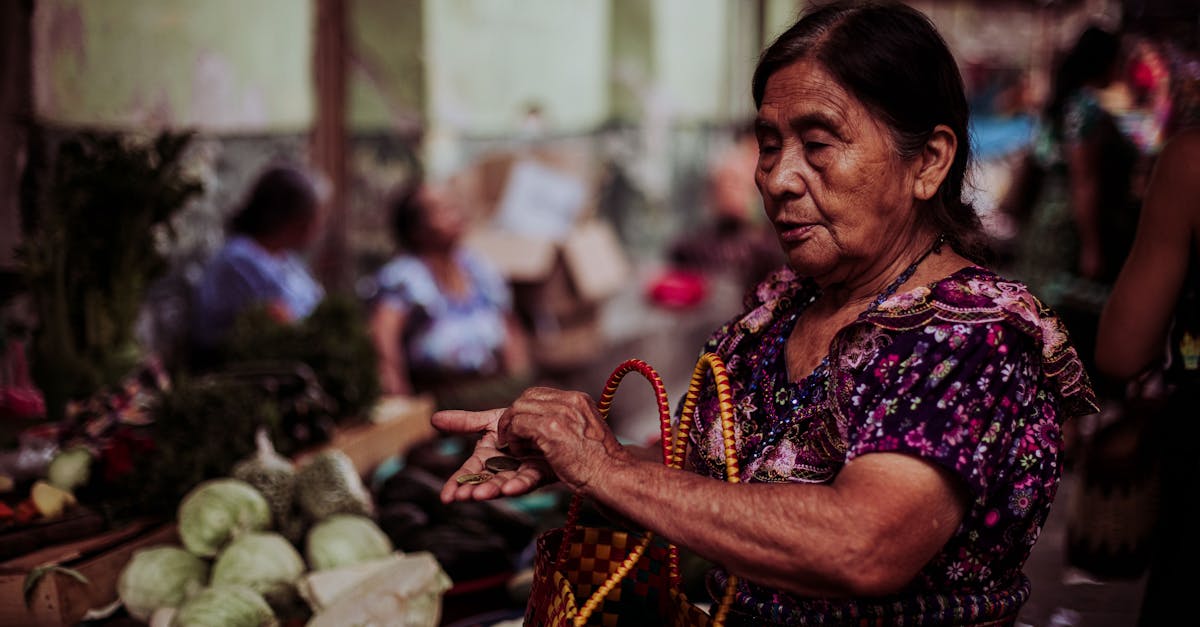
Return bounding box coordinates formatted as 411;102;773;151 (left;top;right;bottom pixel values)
686;265;1097;625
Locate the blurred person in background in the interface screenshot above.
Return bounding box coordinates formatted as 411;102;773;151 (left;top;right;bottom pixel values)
1004;26;1141;460
432;2;1097;623
1011;25;1138;348
1095;127;1200;627
190;164;325;353
367;176;533;411
667;120;786;295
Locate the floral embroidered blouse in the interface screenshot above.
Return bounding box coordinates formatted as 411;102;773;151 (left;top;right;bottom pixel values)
686;265;1097;625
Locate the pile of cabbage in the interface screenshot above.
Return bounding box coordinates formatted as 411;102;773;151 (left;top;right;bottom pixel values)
117;442;396;627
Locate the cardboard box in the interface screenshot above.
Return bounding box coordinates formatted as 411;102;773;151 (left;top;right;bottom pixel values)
461;146;630;371
467;220;628;372
0;520;177;627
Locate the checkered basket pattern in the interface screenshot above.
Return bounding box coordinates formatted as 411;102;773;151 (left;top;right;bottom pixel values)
524;354;741;627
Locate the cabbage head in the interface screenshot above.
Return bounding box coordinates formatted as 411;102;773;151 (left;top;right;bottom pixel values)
171;585;277;627
211;531;305;612
117;545;209;622
305;513;394;571
47;446;93;492
178;478;271;557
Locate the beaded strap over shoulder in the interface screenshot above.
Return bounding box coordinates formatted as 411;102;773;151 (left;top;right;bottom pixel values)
558;353;741;626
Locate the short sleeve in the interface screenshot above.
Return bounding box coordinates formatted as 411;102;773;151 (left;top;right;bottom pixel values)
843;321;1046;498
460;250;512;312
191;241;286;346
212;252;282;305
373;257;427;314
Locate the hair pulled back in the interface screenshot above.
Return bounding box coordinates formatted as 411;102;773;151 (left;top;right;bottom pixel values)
753;1;987;261
227;164;319;239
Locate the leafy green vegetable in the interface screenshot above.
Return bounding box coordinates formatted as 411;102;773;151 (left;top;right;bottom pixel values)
89;375;282;521
210;532;305;615
21;131;203;421
171;585;277;627
117;545;208;622
177;479;271;558
294;450;374;521
305;514;394;571
222;295;381;425
231;429;298;540
23;565;89;609
46;445;93;492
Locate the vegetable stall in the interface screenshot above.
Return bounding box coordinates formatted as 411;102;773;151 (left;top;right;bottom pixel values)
0;394;441;626
3;130;558;627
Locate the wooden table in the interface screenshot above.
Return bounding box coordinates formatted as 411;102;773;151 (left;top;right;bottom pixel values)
294;394;437;476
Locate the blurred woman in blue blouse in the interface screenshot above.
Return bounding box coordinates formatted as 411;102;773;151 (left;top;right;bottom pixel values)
368;178;532;410
191;164;325;350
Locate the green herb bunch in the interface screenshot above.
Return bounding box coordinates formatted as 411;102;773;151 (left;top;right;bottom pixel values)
21;131;203;421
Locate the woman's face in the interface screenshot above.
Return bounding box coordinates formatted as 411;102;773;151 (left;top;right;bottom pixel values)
755;59;925;285
416;183;467;250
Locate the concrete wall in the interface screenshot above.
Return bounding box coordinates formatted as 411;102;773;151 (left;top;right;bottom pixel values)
33;0;314;132
349;0;424;132
424;0;610;137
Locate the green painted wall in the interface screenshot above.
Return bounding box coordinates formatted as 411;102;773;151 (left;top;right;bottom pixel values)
349;0;424;132
610;0;760;125
610;0;655;123
424;0;610;136
653;0;728;121
766;0;803;44
33;0;314;132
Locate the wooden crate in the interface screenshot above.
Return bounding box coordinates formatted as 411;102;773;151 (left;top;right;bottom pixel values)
0;520;177;627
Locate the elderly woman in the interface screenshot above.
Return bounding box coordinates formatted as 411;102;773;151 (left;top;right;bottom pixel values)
434;2;1096;624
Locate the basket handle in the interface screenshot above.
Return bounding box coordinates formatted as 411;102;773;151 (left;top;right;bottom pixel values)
563;354;741;627
675;352;742;626
556;359;666;625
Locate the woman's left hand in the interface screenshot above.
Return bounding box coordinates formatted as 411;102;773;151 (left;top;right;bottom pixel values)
499;387;632;494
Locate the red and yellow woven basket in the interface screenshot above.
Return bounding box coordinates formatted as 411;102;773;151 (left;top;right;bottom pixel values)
525;353;741;627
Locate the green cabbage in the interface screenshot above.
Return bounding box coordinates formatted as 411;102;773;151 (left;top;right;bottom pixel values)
117;545;209;622
210;531;305;613
305;514;394;571
170;585;277;627
177;478;271;557
47;446;93;492
294;450;373;520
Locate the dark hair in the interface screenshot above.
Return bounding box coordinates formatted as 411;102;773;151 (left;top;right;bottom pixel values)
387;179;426;252
1045;26;1121;137
227;165;319;238
752;0;986;262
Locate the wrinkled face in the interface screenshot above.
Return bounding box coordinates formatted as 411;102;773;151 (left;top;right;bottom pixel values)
755;59;923;284
416;183;467;250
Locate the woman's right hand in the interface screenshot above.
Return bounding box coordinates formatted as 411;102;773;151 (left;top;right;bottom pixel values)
431;408;554;503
